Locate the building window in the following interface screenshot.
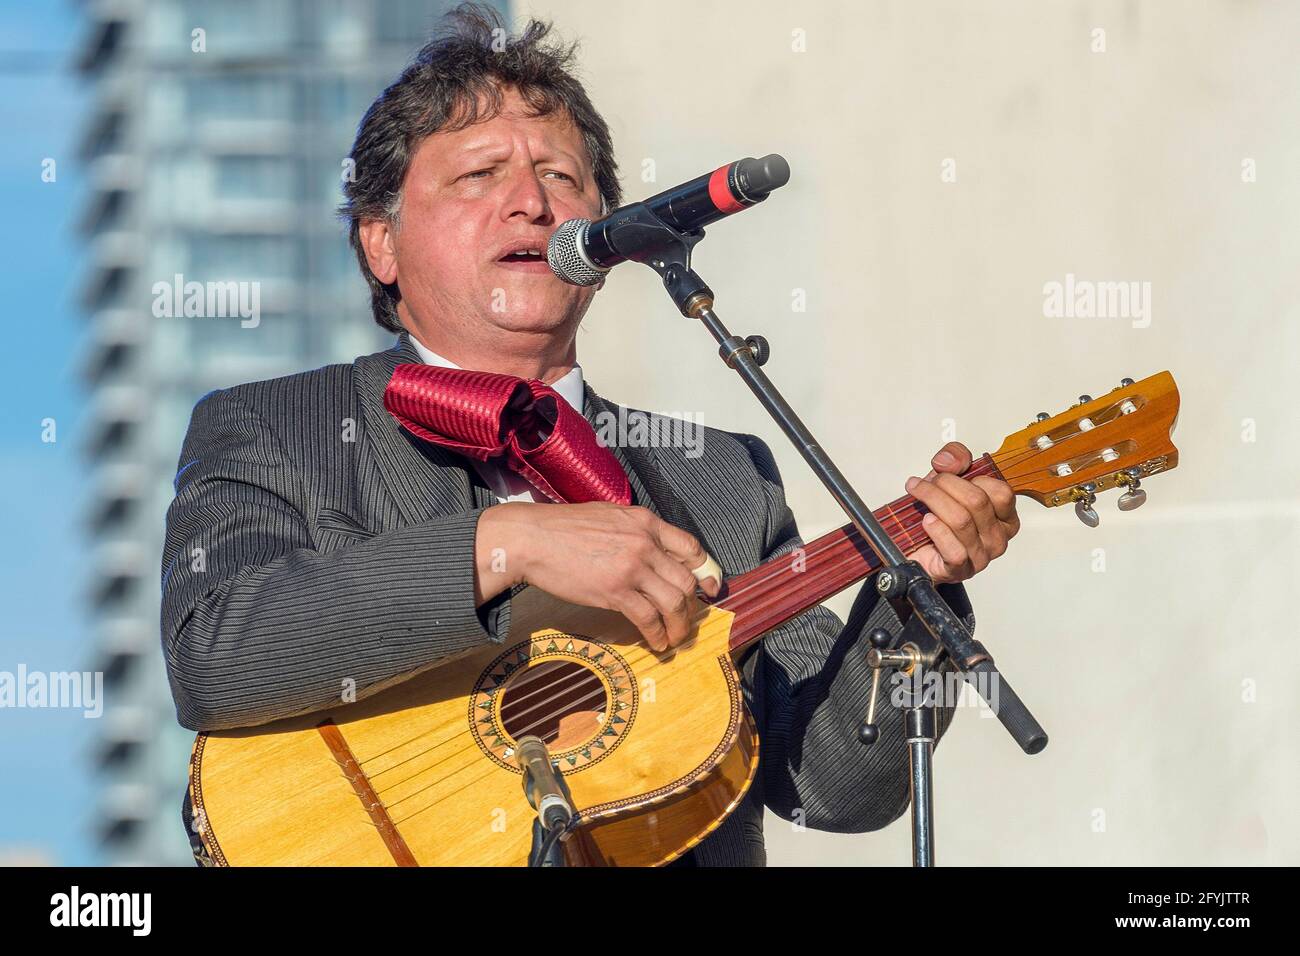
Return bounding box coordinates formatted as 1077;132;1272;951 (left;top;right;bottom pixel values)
214;156;299;201
186;75;299;123
188;234;301;280
182;0;295;53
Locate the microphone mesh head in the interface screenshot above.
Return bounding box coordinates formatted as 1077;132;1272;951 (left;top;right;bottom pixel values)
547;218;607;286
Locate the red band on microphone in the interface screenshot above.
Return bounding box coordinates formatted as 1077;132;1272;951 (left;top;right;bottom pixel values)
707;164;746;214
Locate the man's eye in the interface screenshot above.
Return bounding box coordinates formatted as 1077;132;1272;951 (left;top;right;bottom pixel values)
462;169;492;180
544;170;575;183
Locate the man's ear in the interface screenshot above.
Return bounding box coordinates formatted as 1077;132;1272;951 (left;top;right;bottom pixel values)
359;219;399;285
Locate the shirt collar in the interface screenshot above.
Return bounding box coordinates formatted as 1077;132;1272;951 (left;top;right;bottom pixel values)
407;335;586;415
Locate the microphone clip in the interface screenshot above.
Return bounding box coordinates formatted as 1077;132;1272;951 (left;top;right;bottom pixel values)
605;206;714;316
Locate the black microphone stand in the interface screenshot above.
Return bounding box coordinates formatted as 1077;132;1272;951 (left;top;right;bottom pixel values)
609;207;1048;866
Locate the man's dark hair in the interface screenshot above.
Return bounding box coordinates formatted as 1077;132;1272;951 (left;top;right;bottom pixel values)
340;2;622;333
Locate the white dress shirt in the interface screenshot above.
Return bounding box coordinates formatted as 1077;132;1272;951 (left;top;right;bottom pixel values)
409;336;585;504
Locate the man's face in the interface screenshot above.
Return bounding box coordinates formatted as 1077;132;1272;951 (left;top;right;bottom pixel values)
361;87;605;355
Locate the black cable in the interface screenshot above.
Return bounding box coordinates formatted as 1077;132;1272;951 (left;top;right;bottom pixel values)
529;822;565;868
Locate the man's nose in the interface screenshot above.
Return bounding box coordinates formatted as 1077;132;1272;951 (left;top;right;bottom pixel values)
501;167;553;223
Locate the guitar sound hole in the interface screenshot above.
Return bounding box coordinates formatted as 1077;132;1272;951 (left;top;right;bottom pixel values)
498;660;608;750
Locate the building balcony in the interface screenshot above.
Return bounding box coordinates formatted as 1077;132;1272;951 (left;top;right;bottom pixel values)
96;781;153;847
83;384;149;461
86;460;148;530
95;703;152;770
75;1;133;75
82;308;147;386
78;232;143;312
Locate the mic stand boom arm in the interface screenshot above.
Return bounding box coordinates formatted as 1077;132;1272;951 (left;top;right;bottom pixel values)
609;210;1047;835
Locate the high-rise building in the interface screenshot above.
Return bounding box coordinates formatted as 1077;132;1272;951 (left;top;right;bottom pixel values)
76;0;500;865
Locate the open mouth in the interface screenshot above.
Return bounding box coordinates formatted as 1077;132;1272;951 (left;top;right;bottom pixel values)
499;248;544;262
496;246;553;273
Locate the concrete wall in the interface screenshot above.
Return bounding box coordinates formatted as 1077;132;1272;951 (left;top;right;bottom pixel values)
520;0;1299;865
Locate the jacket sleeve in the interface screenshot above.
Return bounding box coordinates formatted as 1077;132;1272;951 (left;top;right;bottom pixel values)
735;434;977;833
160;388;512;733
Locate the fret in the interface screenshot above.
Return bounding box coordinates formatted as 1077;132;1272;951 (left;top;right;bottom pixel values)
719;455;995;652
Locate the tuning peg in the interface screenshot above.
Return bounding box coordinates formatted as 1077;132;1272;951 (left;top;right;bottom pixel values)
1072;482;1100;527
1118;485;1147;511
1075;499;1100;527
1116;468;1147;511
1076;394;1093;406
1120;377;1135;387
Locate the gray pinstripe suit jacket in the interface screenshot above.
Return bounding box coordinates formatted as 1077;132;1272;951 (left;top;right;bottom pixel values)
161;332;975;866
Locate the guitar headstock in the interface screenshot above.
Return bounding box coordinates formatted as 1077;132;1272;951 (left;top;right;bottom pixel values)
992;371;1180;526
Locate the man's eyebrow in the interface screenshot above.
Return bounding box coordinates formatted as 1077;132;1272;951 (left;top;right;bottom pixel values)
534;147;582;167
443;138;588;174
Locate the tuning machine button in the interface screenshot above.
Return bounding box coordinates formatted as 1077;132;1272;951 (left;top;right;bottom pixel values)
1116;467;1147;511
1071;482;1100;527
1076;395;1093;406
1118;486;1147;511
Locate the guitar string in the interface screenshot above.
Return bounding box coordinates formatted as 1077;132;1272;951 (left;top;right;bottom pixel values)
368;662;607;783
369;608;743;795
374;695;610;800
375;609;735;812
380;624;742;821
350;445;1053;772
221;425;1151;833
374;474;1016;822
350;429;1137;810
376;686;612;802
351;491;933;769
282;426;1146;828
370;497;1067;823
355;445;1047;776
366;590;759;801
352;454;1026;776
381;552;918;824
364;511;937;808
354;505;930;773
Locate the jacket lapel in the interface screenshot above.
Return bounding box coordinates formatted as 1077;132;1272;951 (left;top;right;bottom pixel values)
354;334;476;527
581;383;658;514
583;382;715;556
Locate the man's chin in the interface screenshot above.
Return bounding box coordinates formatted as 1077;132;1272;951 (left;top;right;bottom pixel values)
480;281;592;335
477;301;584;336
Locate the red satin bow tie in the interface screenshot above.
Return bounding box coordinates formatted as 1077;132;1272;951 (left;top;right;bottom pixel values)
384;363;632;506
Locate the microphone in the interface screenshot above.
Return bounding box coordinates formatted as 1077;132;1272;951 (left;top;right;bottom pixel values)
548;153;790;286
515;734;574;833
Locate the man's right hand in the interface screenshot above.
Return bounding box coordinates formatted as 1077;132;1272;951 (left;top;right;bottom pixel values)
474;501;721;652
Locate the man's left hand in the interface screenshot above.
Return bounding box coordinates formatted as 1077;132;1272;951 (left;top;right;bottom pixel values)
904;441;1020;585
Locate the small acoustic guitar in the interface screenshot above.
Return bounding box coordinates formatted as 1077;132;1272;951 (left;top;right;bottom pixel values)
188;371;1180;865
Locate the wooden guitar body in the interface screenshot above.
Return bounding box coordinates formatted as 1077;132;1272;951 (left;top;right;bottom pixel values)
190;586;757;866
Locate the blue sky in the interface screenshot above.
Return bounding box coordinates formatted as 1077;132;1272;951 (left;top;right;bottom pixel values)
0;3;97;865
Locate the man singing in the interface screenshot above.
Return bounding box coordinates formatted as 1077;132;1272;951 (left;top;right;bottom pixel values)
161;4;1020;866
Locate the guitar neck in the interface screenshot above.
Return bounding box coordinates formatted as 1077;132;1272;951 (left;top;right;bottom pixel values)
714;453;1003;653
